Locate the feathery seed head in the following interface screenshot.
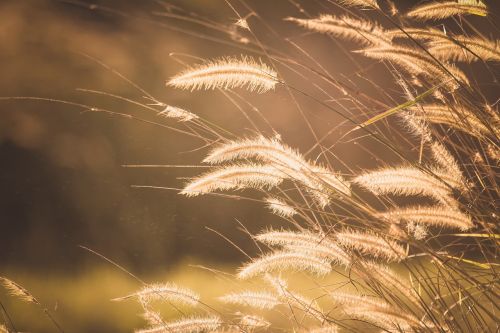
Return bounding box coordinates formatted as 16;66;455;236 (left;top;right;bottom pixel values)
234;18;250;30
287;15;390;46
429;35;500;63
430;141;467;189
265;197;298;218
398;110;433;143
354;261;422;308
354;166;454;204
359;46;470;89
333;0;379;9
255;229;351;266
238;314;270;329
136;316;222;333
203;136;351;205
386;27;449;42
219;291;281;310
378;206;474;231
112;283;200;307
336;230;406;262
308;326;339;333
406;1;488;21
407;222;429;240
158;105;199;122
266;278;323;319
238;251;332;279
142;310;164;326
408;103;492;138
203;136;303;167
167;56;277;93
0;277;39;304
332;291;425;330
180;164;284;197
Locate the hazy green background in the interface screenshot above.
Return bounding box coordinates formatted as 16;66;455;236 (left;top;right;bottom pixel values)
1;0;498;332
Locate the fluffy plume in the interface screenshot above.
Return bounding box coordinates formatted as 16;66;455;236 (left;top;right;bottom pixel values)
398;110;433;143
429;36;500;63
142;311;164;326
285;243;351;267
265;197;297;218
357;261;422;307
286;15;390;45
219;291;281;309
331;292;425;331
308;326;339;333
204;136;306;168
430;141;466;188
308;165;351;199
234;18;249;30
112;283;200;307
203;136;351;206
167;56;277;93
255;229;328;247
136;316;222;333
158;105;199;122
408;103;493;138
266;275;323;319
256;230;351;266
378;206;474;231
407;222;429;240
432;168;467;193
238;314;270;329
406;1;488;21
354;166;456;205
332;0;379;9
180;164;284;197
387;27;449;42
359;46;469;89
238;251;331;279
0;277;39;304
335;230;406;262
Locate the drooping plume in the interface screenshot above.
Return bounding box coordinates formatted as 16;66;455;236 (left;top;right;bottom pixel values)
378;206;474;231
167;56;278;93
332;0;379;9
430;141;466;190
335;230;406;262
265;197;298;218
203;136;351;206
408;103;493;138
158;105;199;122
0;277;39;305
256;229;351;266
387;27;449;42
219;291;281;309
358;46;469;89
238;251;332;279
354;166;457;205
112;283;200;307
135;316;221;333
331;292;427;331
428;36;500;63
180;164;284;197
286;15;390;45
406;1;488;21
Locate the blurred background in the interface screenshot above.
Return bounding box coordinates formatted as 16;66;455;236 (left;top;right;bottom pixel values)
0;0;497;331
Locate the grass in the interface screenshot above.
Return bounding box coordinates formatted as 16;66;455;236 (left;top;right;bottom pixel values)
1;0;498;332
